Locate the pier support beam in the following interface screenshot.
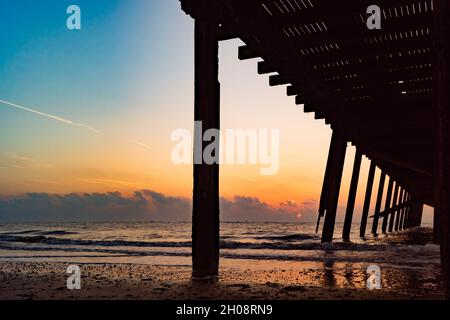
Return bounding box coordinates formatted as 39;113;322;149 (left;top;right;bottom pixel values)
372;171;386;235
343;149;362;241
407;199;423;228
321;131;347;243
417;203;424;227
388;183;400;233
399;192;405;230
406;200;412;228
360;161;376;238
400;191;411;230
395;188;405;231
434;207;441;244
316;131;336;233
192;15;221;278
404;196;411;229
381;178;394;234
434;0;450;297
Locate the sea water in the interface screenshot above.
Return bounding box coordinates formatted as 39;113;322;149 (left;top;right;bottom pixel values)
0;221;439;271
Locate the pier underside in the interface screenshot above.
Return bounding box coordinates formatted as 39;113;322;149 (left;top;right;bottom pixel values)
180;0;450;297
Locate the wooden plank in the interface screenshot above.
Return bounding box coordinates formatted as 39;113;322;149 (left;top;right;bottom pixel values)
269;74;291;86
370;200;412;219
258;61;277;74
238;45;261;60
286;85;298;96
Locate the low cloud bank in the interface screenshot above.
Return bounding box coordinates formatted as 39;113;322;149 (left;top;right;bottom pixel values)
0;190;318;222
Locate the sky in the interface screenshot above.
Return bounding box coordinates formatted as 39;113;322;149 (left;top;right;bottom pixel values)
0;0;433;222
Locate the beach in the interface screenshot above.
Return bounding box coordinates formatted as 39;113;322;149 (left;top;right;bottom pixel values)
0;260;443;300
0;222;444;300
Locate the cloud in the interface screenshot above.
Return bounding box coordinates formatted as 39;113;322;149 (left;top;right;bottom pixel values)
0;99;100;134
82;177;153;190
279;200;297;208
0;190;190;222
4;153;34;162
11;165;26;169
296;200;319;221
220;196;317;222
0;191;320;223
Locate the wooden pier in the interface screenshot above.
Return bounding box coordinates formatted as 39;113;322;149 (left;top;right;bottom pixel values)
180;0;450;296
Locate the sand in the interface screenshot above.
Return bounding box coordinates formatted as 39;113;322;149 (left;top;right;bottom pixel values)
0;261;444;300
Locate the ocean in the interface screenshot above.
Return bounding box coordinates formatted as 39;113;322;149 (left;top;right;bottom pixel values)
0;221;439;272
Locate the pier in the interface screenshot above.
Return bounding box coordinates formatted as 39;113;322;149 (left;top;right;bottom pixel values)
180;0;450;296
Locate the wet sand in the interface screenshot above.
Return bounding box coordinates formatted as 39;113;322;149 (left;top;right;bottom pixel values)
0;261;444;300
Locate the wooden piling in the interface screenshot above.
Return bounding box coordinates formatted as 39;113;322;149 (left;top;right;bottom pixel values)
192;16;220;278
407;199;423;228
434;207;441;244
321;131;347;243
434;0;450;297
406;196;414;229
388;183;400;232
316;131;337;233
405;194;411;229
417;203;424;227
395;188;405;231
399;191;407;230
403;195;411;229
381;178;394;234
360;161;376;238
342;149;362;241
371;171;386;235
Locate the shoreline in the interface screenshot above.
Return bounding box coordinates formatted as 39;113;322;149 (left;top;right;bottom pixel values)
0;261;444;300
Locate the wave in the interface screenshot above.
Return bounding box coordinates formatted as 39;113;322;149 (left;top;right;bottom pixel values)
0;234;191;248
0;233;439;253
0;230;78;236
0;229;42;235
0;243;440;265
38;230;79;236
256;233;318;241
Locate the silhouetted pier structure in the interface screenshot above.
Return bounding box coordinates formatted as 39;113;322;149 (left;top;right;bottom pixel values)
180;0;450;296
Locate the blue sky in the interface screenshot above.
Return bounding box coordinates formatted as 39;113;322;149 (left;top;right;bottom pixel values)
0;0;194;147
0;0;433;222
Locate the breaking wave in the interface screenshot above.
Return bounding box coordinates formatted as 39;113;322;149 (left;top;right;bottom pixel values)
0;233;440;253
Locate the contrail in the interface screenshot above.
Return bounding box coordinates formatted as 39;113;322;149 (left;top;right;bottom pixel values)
0;98;100;134
0;98;154;151
131;140;151;150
